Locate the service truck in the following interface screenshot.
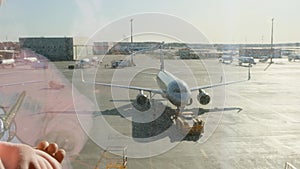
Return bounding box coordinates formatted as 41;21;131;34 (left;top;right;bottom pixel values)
173;111;204;137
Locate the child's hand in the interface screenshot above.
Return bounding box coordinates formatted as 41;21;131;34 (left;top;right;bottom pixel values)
36;141;65;164
0;141;65;169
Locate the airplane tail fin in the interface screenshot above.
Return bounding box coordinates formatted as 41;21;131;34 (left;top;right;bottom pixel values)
160;42;165;71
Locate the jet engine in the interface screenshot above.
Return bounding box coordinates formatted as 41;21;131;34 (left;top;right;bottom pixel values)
197;90;210;105
133;93;151;111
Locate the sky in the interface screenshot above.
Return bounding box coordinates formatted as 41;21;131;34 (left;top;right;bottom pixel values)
0;0;300;44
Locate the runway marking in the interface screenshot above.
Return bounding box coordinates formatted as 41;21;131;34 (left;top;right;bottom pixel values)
227;89;300;123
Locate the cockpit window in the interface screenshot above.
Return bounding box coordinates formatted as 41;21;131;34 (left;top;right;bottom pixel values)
173;87;181;93
170;81;188;94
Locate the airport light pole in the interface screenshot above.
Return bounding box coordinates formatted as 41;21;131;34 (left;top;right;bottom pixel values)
270;18;274;63
130;19;133;45
130;19;134;65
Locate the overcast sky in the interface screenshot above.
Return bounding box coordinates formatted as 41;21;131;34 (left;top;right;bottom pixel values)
0;0;299;44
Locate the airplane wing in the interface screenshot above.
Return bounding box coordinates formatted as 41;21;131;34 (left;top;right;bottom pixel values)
86;81;163;94
81;71;164;95
190;67;251;92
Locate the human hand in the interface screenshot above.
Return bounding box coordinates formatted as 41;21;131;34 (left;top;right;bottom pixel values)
36;141;65;164
0;141;65;169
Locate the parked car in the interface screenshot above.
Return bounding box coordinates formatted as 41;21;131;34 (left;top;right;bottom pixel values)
238;57;256;66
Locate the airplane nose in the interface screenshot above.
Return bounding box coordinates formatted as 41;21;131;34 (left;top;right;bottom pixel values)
183;94;192;105
173;93;191;106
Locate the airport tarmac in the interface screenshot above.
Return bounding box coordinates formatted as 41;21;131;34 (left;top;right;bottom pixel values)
64;56;300;169
1;55;300;169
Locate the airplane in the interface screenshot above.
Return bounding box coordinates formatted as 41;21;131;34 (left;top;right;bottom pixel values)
75;57;102;69
81;43;251;113
0;91;26;141
0;58;15;68
23;56;38;63
22;56;49;69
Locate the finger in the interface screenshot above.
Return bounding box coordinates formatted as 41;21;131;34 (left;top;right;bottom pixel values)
29;162;38;169
35;150;62;169
54;149;66;163
46;143;58;155
36;141;49;150
28;159;39;169
36;158;46;169
18;156;33;169
37;155;52;169
18;160;29;169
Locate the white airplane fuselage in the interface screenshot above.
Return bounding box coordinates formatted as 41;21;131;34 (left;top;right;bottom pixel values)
0;58;15;67
24;57;38;63
156;70;192;107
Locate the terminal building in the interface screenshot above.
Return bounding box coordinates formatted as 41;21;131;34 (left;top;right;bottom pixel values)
19;37;74;61
239;48;282;58
107;42;160;55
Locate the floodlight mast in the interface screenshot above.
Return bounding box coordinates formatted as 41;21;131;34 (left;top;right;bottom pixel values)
130;19;133;44
270;18;274;63
130;18;134;64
